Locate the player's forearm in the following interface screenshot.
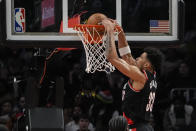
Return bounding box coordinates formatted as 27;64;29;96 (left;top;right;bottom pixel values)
118;29;129;48
105;30;119;60
118;29;136;65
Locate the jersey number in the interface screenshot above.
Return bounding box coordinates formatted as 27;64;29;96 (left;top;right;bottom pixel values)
146;92;155;112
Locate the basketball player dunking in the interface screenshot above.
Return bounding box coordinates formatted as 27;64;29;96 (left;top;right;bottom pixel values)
102;19;163;131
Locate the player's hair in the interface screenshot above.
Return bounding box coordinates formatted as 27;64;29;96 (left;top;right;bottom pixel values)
108;116;128;131
144;47;163;72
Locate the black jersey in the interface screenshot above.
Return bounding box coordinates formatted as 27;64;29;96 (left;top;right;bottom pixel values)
122;70;157;124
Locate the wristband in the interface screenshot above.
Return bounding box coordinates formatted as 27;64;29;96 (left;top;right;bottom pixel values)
119;46;131;56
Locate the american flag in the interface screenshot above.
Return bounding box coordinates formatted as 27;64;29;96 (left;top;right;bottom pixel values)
150;20;170;33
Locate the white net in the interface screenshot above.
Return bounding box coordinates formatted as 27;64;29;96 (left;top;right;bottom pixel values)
75;25;121;73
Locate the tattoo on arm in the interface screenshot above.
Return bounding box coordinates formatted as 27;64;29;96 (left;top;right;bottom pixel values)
105;32;112;58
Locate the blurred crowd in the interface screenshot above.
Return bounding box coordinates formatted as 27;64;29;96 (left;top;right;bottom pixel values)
1;39;196;131
1;0;196;131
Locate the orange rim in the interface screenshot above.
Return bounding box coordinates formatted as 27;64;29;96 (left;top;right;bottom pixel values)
74;24;121;44
74;24;121;32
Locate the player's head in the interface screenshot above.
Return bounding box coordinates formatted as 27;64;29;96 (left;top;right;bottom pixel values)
108;116;128;131
136;48;163;72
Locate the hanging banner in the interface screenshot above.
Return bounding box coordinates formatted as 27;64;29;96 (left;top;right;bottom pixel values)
41;0;55;28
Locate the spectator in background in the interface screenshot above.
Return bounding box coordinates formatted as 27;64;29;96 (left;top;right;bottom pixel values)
77;114;91;131
65;105;82;131
18;97;25;110
0;100;13;130
14;96;25;119
163;96;194;131
108;116;128;131
74;93;83;106
65;105;94;131
0;100;12;119
169;61;196;90
12;97;26;131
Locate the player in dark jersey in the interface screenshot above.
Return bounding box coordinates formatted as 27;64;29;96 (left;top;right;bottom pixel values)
102;19;163;131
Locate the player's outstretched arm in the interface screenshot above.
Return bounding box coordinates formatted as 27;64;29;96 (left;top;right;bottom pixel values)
102;20;146;85
118;28;136;66
107;19;136;65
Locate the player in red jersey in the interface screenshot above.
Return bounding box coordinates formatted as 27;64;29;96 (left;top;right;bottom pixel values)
102;19;163;131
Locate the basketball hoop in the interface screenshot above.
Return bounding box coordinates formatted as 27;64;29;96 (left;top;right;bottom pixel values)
74;24;122;73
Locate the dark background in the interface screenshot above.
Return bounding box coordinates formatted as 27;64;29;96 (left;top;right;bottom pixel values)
0;0;196;131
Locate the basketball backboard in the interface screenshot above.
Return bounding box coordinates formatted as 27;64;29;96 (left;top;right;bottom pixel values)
1;0;184;47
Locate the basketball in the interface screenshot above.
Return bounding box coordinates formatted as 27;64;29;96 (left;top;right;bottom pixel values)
86;13;107;25
86;13;107;34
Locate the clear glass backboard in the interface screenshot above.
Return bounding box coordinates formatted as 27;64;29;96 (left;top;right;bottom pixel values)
1;0;184;47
